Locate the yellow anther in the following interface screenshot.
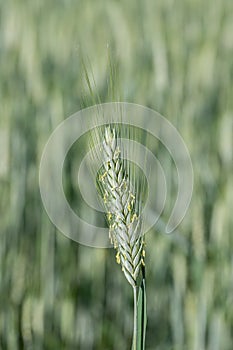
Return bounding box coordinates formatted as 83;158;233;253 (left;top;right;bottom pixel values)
142;249;146;258
116;251;121;264
103;191;109;203
141;258;145;267
131;213;137;223
99;171;108;182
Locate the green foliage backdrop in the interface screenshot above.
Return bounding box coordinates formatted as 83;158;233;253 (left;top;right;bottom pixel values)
0;0;233;349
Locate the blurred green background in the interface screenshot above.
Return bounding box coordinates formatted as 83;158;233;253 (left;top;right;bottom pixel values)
0;0;233;349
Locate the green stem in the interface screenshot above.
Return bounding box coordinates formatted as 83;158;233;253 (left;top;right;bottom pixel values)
132;272;147;350
133;286;138;350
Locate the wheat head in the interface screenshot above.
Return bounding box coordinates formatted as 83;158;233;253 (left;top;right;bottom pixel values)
97;126;145;287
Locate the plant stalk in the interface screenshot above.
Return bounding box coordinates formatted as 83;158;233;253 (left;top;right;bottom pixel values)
133;286;138;350
132;269;147;350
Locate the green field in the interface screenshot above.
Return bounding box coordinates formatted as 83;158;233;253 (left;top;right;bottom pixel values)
0;0;233;349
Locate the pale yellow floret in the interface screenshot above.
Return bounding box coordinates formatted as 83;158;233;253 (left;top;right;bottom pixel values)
116;251;121;264
111;222;117;229
99;171;108;182
130;213;137;223
103;192;108;203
